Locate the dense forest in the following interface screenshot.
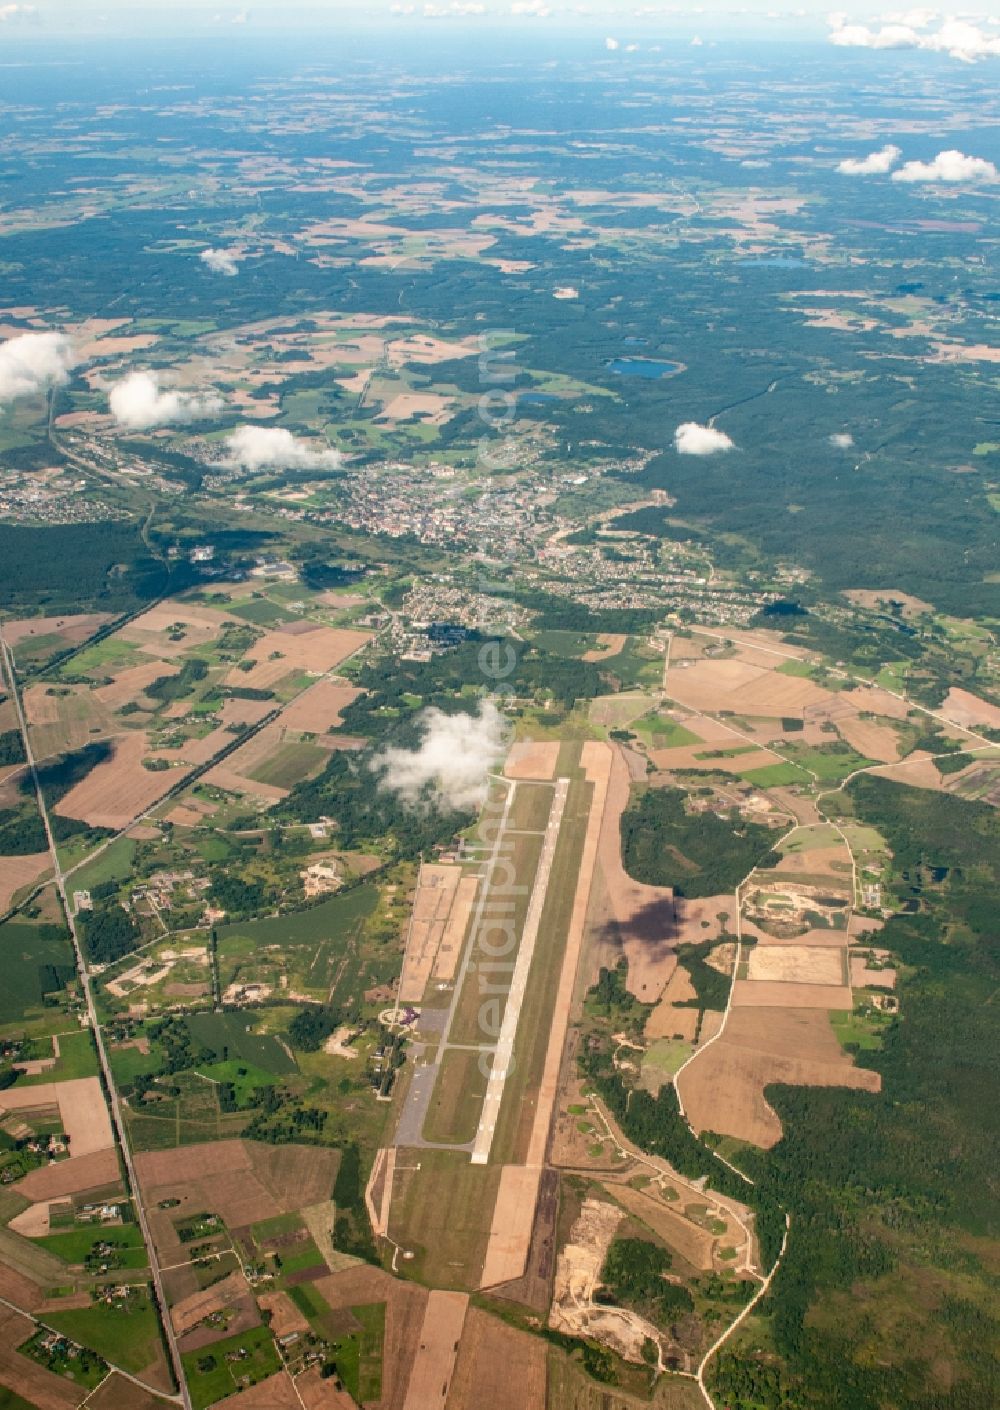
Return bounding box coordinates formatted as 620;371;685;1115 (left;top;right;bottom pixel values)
620;787;779;898
710;778;1000;1410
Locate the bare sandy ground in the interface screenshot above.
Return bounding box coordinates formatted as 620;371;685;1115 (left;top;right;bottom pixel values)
504;740;559;780
479;1165;543;1289
398;863;463;1004
747;946;846;986
582;633;627;662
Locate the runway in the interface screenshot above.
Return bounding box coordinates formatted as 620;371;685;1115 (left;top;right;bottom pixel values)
470;776;568;1164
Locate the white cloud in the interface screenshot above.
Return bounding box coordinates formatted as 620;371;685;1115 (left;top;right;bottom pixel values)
830;432;855;448
892;149;998;183
109;371;224;430
200;248;240;277
605;35;619;49
371;700;510;814
837;143;901;174
510;1;552;15
220;425;342;472
0;5;37;22
674;422;734;456
0;332;77;404
828;15;1000;62
420;0;486;12
553;286;579;299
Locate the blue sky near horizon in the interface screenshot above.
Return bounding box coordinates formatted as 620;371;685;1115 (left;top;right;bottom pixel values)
0;2;994;41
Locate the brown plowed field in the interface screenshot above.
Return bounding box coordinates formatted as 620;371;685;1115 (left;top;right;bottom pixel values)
278;679;362;732
137;1141;341;1261
588;743;677;1001
3;613;112;648
170;1270;252;1338
667;656;833;718
119;602;238;656
223;625;369;691
0;1304;80;1410
85;1372;177;1410
212;1373;301;1410
93;660;180;707
296;1367;358;1409
312;1264;428;1410
1;1077;113;1157
480;1165;542;1289
833;715;901;763
942;686;1000;731
15;1147;120;1201
54;732;177;829
678;1006;880;1147
444;1305;547;1410
0;851;51;911
732;979;852;1008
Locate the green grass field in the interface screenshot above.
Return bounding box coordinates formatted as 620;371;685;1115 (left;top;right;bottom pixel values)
507;780;555;833
196;1059;281;1101
184;1012;296;1075
633;712;701;749
330;1302;385;1403
216;886;377;950
738;761;812;788
641;1038;693;1080
247;739;325;789
38;1223;148;1270
0;920;75;1027
70;837;137;892
182;1324;281;1410
532;629;601;658
388;1148;500;1288
830;1009;889;1052
15;1029;98;1086
776;658;817;678
46;1287;162;1374
786;747;873;783
63;638;138;676
250;1210;303;1242
421;1049;485;1145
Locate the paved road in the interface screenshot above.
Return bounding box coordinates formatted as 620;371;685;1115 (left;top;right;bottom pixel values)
471;777;568;1165
0;632;192;1410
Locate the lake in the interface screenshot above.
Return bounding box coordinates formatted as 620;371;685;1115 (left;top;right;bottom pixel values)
608;358;683;379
